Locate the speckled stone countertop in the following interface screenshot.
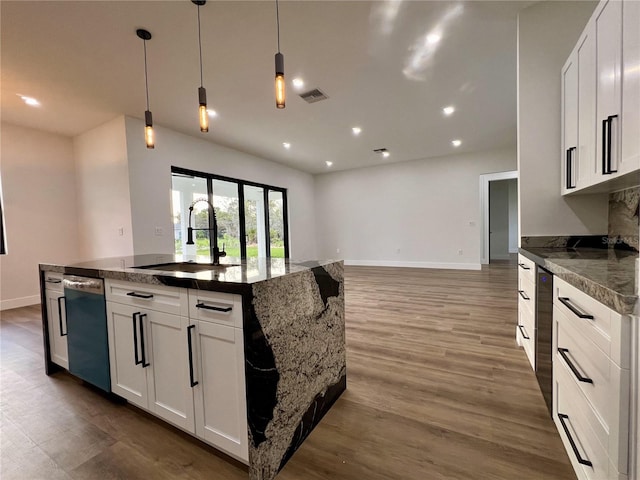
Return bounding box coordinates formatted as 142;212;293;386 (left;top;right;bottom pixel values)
519;248;638;316
39;254;338;294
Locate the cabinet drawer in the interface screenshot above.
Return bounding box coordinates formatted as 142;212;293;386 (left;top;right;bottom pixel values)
188;290;243;329
518;274;536;313
554;277;629;367
554;357;623;480
43;271;64;293
517;254;536;283
518;306;535;370
105;279;188;316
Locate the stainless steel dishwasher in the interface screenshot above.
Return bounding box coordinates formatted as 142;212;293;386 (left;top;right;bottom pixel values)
63;275;111;392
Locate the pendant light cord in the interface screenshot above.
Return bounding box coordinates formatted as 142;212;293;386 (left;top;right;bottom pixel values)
143;39;150;110
275;0;281;53
197;5;204;87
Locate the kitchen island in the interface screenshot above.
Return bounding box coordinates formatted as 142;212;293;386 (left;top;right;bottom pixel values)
39;255;346;480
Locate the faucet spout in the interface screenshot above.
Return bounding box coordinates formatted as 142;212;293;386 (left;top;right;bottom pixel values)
185;198;226;265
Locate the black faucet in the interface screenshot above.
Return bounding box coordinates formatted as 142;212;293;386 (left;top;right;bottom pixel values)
185;198;226;265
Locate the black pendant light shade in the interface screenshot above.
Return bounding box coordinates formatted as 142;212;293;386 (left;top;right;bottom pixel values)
137;28;155;149
193;0;209;132
274;0;285;109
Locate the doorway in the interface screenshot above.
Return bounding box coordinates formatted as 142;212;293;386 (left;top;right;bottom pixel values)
479;171;518;265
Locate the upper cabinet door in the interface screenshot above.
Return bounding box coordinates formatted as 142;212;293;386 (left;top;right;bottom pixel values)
595;0;623;178
561;55;578;194
577;27;597;189
620;0;640;176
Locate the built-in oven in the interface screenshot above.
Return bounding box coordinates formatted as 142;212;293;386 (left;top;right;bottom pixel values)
535;266;553;416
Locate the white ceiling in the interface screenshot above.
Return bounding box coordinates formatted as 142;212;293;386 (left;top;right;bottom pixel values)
1;1;525;174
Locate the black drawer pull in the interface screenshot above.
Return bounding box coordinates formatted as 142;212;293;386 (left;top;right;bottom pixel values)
517;324;530;340
133;312;141;366
195;303;232;313
127;291;154;299
46;278;62;284
558;413;593;467
518;263;530;270
558;348;593;384
57;296;67;336
139;313;150;368
558;297;594;319
187;325;198;387
518;290;530;300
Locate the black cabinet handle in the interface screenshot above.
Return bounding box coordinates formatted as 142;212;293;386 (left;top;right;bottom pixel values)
566;147;576;189
518;290;530;300
602;118;608;175
558;297;594;319
139;313;150;368
133;312;141;365
127;291;154;299
558;348;593;384
517;324;530;340
607;114;618;174
558;413;593;467
195;303;232;313
517;263;530;270
57;296;67;336
187;325;198;387
46;278;62;284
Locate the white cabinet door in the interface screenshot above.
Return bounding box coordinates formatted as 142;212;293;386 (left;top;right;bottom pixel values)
193;321;248;463
144;311;195;433
577;26;597;189
595;0;623;179
620;0;640;176
562;54;579;193
106;302;148;409
45;289;68;369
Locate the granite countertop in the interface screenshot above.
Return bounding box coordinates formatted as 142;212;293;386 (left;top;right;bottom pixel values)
39;254;340;294
519;247;638;316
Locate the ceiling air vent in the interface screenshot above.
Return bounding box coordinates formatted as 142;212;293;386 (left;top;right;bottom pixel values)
299;88;328;104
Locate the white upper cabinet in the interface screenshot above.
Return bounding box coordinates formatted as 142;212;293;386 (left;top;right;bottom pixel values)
620;0;640;176
562;0;639;195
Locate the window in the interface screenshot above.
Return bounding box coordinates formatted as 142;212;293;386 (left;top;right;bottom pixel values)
171;167;289;259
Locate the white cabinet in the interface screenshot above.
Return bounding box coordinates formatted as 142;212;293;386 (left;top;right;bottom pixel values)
44;272;68;369
552;277;632;480
620;0;640;176
561;0;639;194
516;254;536;370
188;289;248;463
106;301;195;433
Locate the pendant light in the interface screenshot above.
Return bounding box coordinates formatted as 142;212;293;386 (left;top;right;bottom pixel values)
193;0;209;132
137;29;155;149
274;0;285;109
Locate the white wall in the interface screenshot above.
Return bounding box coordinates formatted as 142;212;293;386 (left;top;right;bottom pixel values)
73;116;134;260
0;123;80;310
314;147;516;269
490;180;510;260
508;179;518;253
124;116;317;261
518;1;608;237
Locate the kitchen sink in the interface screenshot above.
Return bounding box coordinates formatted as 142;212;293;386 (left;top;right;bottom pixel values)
135;262;240;273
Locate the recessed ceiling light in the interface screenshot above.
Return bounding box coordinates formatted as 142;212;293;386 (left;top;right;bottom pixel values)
207;109;217;117
426;33;441;45
382;151;390;158
352;127;362;136
443;106;455;116
326;161;333;167
292;78;304;89
451;139;462;147
18;95;40;106
283;142;291;149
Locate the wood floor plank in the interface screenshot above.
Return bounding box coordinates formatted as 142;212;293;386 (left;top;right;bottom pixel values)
0;265;575;479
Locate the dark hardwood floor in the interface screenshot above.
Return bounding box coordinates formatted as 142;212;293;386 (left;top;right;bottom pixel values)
0;265;575;479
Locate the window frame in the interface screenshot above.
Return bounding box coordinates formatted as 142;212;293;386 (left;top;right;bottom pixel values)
171;166;290;259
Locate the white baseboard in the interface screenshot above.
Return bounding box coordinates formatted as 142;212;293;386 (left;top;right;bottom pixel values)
0;295;41;311
344;260;481;271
